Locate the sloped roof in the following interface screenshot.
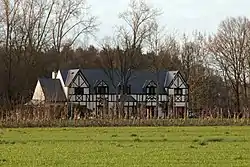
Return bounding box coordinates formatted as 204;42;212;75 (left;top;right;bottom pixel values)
60;70;69;84
119;95;137;102
39;78;66;102
129;70;167;94
60;68;176;94
65;69;79;86
164;71;178;87
81;69;119;93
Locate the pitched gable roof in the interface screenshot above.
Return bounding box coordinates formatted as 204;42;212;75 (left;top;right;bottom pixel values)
39;78;66;102
81;68;168;93
119;95;137;102
164;71;178;87
142;80;157;88
60;70;69;84
80;68;119;93
129;70;167;93
60;68;178;94
65;69;79;86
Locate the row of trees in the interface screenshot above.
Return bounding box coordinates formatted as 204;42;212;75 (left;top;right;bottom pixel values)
0;0;97;103
0;0;249;118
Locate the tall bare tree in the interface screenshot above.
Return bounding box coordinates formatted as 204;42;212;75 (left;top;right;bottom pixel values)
146;22;170;118
116;0;161;84
0;0;21;103
179;32;210;116
52;0;97;53
0;0;98;104
100;0;161;118
207;16;250;117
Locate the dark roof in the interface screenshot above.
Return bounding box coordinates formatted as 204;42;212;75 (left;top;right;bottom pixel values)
119;95;137;102
164;71;178;87
130;70;167;94
81;69;119;93
39;78;66;102
60;68;173;94
60;70;68;83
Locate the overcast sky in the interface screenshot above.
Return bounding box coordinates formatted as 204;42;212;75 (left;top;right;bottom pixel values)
88;0;250;45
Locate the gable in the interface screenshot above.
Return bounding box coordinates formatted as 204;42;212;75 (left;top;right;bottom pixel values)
60;68;170;94
81;69;118;93
32;80;45;101
68;70;89;88
129;70;167;94
59;69;69;84
94;80;108;87
147;80;157;87
56;70;66;86
168;72;188;89
39;78;67;102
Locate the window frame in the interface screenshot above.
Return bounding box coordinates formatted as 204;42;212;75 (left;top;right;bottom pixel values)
75;87;84;95
147;86;156;95
95;86;108;95
174;88;182;95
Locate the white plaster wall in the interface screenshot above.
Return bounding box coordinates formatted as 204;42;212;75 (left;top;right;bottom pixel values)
161;95;168;101
168;89;174;95
32;81;45;101
71;75;88;88
56;70;69;98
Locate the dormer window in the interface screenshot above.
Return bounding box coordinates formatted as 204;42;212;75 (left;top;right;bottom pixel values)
94;80;109;95
95;86;108;94
147;86;156;95
143;80;157;95
174;88;182;95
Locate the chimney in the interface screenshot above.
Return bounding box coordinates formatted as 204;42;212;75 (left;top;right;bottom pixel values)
52;71;57;79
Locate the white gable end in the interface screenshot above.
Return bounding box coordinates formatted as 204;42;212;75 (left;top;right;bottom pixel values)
69;71;89;88
32;81;45;101
169;73;187;89
68;71;90;102
56;70;68;98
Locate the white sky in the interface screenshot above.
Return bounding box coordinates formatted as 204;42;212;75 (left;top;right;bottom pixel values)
87;0;250;46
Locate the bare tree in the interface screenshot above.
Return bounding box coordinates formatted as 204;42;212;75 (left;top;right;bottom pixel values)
52;0;97;53
115;0;161;81
18;0;56;52
100;0;161;118
146;21;166;118
0;0;98;104
207;16;250;118
0;0;21;103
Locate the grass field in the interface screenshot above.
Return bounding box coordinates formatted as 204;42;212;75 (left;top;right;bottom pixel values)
0;126;250;167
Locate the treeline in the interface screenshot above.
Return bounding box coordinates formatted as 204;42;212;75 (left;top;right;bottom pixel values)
0;0;249;118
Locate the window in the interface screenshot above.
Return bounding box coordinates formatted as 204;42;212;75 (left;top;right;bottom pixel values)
96;86;107;94
174;88;182;95
147;86;156;95
75;87;84;95
126;86;131;94
118;85;131;94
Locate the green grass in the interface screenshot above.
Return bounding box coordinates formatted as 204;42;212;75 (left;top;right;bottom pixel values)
0;126;250;167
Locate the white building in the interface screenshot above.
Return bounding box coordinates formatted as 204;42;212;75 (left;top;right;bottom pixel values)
31;68;189;118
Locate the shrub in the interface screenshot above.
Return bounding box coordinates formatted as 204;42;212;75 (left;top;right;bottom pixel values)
111;134;118;137
134;138;142;142
206;138;224;142
1;108;250;128
198;140;208;146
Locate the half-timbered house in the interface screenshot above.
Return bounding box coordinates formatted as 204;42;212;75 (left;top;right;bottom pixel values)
31;68;189;118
